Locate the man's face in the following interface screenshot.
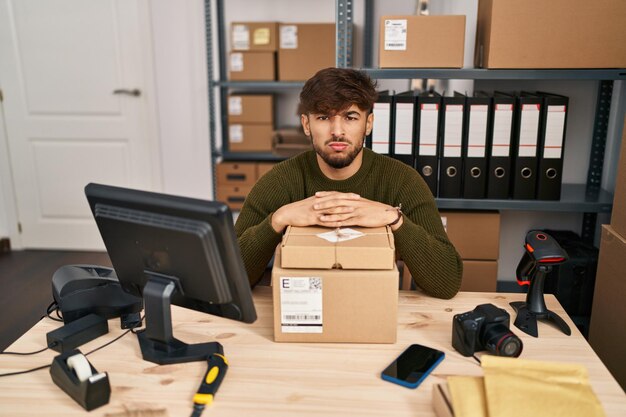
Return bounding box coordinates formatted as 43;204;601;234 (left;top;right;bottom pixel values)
301;104;373;169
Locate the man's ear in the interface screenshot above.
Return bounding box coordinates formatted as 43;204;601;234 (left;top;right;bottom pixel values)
365;112;374;136
301;114;311;136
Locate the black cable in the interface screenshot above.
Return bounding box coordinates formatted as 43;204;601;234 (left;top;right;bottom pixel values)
1;346;51;356
472;354;481;365
45;301;64;322
0;315;143;378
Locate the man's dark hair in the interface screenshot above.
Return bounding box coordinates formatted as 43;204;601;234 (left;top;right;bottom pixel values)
298;67;378;116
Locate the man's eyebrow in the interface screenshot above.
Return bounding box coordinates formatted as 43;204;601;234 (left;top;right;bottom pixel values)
342;110;361;117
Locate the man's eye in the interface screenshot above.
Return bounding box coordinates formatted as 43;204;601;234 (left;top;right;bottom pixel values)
317;116;329;121
346;116;358;121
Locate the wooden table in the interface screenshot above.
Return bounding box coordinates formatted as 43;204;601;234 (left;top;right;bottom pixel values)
1;287;624;416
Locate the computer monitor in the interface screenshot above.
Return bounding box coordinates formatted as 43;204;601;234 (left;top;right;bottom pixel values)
85;183;256;365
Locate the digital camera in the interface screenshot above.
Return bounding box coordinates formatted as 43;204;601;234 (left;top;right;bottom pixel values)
452;303;523;358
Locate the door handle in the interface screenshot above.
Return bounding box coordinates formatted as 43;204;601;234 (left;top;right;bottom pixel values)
112;88;141;97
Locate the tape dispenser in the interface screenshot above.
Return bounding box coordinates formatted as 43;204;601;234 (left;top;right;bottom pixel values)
50;349;111;411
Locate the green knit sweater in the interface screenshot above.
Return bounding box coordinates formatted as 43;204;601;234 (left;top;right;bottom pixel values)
234;148;462;299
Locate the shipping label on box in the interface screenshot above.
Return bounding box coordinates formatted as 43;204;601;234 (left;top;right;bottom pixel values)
279;276;323;333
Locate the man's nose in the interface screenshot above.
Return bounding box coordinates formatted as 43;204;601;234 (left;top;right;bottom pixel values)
330;115;345;137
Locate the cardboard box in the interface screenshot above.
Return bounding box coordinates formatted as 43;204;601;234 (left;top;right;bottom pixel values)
440;211;500;260
278;23;335;81
216;162;257;186
215;184;252;211
228;52;275;81
379;16;465;69
280;226;395;270
227;95;274;124
272;227;398;343
461;260;498;292
228;124;273;152
476;0;626;69
256;162;275;179
231;22;278;52
589;225;626;391
610;117;626;238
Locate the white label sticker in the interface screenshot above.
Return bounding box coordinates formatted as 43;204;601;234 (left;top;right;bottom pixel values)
384;19;407;51
394;103;414;155
543;105;566;159
316;228;364;243
518;104;540;157
444;105;463;157
467;105;488;157
492;105;513;157
230;53;244;72
371;102;390;154
419;104;439;156
280;25;298;49
229;124;243;143
228;96;243;116
280;277;322;333
232;24;250;50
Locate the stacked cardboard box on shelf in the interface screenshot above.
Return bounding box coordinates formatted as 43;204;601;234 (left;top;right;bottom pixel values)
278;23;335;81
440;211;500;292
227;94;274;152
379;15;465;69
589;118;626;391
475;0;626;68
215;161;276;210
272;226;398;343
228;22;277;81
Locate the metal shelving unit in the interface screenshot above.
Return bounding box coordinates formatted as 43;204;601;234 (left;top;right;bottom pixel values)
205;0;624;241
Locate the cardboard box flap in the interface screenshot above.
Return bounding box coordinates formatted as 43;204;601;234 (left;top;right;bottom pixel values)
281;226;395;270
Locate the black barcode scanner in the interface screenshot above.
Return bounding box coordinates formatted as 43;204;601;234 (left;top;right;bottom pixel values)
510;231;571;337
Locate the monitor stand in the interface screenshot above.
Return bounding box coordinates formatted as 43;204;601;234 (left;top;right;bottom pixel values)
137;274;222;365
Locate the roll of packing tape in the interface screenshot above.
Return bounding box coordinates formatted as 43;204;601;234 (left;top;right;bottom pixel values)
66;354;93;382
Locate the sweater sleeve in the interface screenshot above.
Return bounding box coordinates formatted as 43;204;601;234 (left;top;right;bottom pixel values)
234;169;290;287
392;173;463;299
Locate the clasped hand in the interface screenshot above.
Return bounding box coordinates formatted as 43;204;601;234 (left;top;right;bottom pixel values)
271;191;402;232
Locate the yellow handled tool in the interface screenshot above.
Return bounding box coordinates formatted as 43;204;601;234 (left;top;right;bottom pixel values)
191;353;229;417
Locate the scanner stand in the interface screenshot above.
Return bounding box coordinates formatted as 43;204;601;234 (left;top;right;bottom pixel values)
137;274;223;365
510;265;571;338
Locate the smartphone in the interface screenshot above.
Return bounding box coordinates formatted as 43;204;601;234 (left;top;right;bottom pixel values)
381;344;445;389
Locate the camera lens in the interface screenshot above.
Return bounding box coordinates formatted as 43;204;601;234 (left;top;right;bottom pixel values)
483;325;523;357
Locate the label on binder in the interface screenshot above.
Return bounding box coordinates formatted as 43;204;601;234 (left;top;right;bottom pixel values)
544;105;566;158
444;105;463;157
519;104;540;157
232;25;250;50
492;104;513;157
280;25;298;49
419;104;439;156
253;28;270;45
280;277;323;333
468;105;488;157
384;19;407;50
394;103;414;155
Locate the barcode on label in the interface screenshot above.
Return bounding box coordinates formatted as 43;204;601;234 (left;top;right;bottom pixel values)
309;277;322;290
386;43;405;46
284;314;321;321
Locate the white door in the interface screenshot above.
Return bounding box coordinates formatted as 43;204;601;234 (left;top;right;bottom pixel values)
0;0;160;250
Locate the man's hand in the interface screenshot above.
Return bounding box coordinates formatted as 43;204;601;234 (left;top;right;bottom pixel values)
270;192;361;233
271;191;403;233
314;191;403;231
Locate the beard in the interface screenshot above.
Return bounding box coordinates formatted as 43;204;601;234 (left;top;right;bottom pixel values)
311;134;364;169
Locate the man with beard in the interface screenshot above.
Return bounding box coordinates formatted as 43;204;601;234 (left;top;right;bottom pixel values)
234;68;462;299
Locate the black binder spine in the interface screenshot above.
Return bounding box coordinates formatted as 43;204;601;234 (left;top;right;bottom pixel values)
438;93;465;198
463;93;490;199
487;92;516;199
536;92;569;200
391;91;417;167
512;92;542;200
415;92;442;196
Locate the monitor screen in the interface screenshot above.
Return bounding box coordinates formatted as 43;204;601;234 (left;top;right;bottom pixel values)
85;183;256;364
